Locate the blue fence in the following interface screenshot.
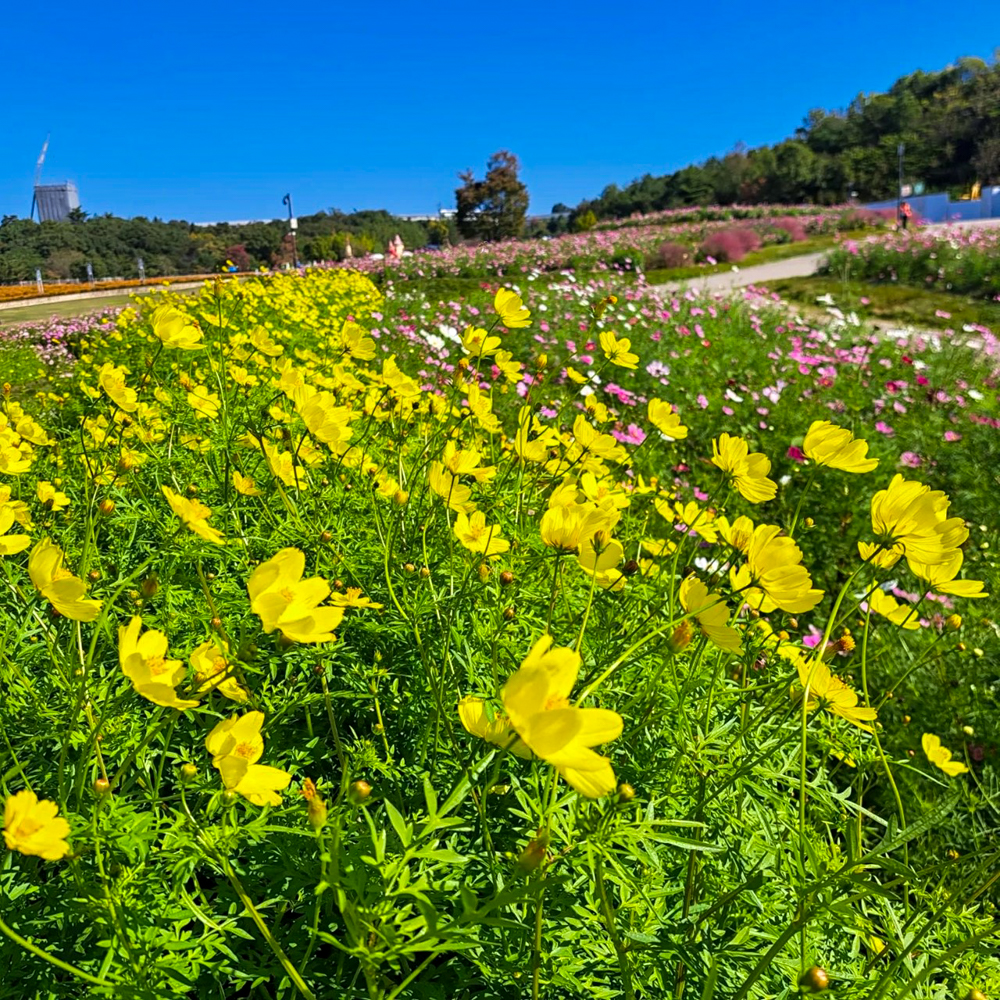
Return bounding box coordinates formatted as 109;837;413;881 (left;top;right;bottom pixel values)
864;187;1000;223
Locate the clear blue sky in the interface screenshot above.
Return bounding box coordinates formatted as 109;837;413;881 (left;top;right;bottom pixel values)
3;1;995;222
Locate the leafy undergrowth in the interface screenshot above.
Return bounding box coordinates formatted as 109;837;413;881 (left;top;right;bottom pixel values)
768;275;1000;333
0;268;998;999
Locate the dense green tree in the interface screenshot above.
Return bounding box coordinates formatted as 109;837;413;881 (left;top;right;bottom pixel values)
575;54;1000;220
455;150;529;240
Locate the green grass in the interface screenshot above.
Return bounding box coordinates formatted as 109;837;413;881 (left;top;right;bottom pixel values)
768;275;1000;331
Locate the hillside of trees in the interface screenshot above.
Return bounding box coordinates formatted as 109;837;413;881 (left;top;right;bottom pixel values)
0;209;447;283
574;54;1000;221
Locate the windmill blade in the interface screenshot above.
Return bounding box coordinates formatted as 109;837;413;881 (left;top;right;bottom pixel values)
34;134;50;186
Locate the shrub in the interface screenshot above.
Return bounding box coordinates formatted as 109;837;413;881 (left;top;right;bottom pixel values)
699;226;761;262
646;240;693;269
771;216;808;242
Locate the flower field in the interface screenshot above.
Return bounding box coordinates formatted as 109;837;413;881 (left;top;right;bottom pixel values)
0;264;998;999
325;206;886;281
824;227;1000;300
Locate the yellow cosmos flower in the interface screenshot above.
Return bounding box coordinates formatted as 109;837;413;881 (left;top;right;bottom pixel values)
716;514;755;554
251;327;284;357
428;463;475;513
190;638;249;702
339;320;377;360
867;589;920;630
921;733;968;776
247;548;345;643
232;471;262;496
28;538;102;621
462;326;502;358
0;505;31;556
658;499;718;543
205;712;291;806
119;616;200;710
797;658;877;732
733;524;823;614
647;399;688;439
186;385;221;419
3;790;71;860
329;587;384;610
540;501;618;552
454;511;510;557
711;434;777;504
0;487;32;528
578;532;625;591
803;420;878;473
499;636;623;797
98;363;138;412
494;287;531;328
493;349;523;383
162;486;225;545
869;475;968;572
458;696;532;758
152;305;203;349
599;330;639;370
857;540;903;570
679;576;742;651
909;550;988;600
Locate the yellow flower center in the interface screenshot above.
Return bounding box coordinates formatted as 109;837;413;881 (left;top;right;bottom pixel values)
279;587;296;603
544;696;569;712
146;655;169;677
212;656;227;675
233;741;257;760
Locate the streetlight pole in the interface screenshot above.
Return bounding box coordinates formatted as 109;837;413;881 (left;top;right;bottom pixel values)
282;193;298;268
897;143;905;227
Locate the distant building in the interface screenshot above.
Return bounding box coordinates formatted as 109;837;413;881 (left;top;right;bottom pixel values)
34;182;80;222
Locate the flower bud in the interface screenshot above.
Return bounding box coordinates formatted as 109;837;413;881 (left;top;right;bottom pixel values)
141;574;159;598
536;353;548;369
669;620;693;652
348;780;372;805
393;489;409;506
945;614;962;631
180;763;198;782
617;783;636;802
186;484;198;496
516;835;549;872
804;517;815;528
87;569;101;582
965;990;987;1000
478;563;490;583
503;606;516;621
799;967;829;992
499;570;514;586
302;778;328;831
94;778;111;796
404;562;416;573
99;498;116;516
320;530;332;544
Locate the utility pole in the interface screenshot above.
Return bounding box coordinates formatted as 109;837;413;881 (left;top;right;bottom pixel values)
897;143;905;227
282;193;298;268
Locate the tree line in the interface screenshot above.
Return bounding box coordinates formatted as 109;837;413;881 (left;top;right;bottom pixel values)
0;209;445;283
573;54;1000;221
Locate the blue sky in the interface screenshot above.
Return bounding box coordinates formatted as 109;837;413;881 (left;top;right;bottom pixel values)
2;1;995;222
